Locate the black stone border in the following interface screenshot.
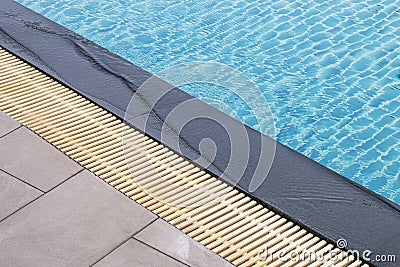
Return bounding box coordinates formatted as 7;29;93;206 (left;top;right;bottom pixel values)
1;1;399;265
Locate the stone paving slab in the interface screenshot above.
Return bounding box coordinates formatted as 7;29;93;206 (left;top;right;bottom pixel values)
0;111;19;137
95;238;187;267
0;170;157;266
135;219;234;267
0;127;82;191
0;114;234;266
0;170;42;221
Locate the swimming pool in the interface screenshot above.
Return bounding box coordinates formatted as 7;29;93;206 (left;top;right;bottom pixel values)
16;0;400;203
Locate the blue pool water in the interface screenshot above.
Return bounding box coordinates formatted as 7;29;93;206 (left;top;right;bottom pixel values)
17;0;400;203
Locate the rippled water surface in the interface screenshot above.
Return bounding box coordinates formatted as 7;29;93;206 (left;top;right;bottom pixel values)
17;0;400;203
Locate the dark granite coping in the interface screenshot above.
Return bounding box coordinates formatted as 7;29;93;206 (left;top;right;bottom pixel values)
0;1;399;266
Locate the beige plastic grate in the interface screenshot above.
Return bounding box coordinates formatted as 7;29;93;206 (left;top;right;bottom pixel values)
0;47;368;267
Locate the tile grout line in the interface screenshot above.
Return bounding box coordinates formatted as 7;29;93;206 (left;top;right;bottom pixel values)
0;125;22;139
90;217;159;266
44;168;85;193
0;193;42;224
132;219;233;267
0;124;84;194
130;215;160;237
0;169;84;224
132;237;191;267
0;168;46;194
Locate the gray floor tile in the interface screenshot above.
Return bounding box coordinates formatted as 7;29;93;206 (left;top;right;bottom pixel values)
0;127;82;191
0;170;157;267
95;239;186;267
135;219;233;267
0;170;42;221
0;111;19;137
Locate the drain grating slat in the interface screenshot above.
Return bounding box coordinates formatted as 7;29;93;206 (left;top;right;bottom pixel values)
0;47;367;267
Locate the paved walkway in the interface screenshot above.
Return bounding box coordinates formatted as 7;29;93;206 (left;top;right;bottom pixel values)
0;111;232;267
